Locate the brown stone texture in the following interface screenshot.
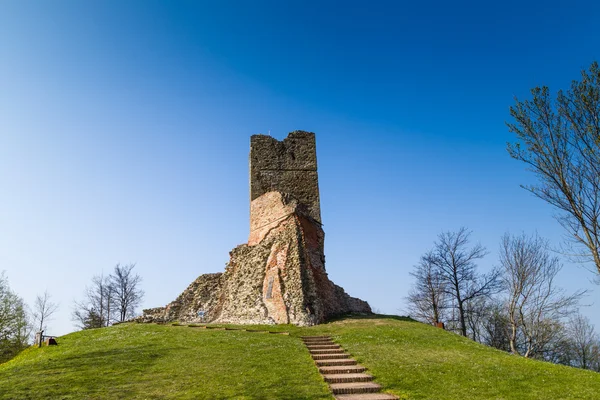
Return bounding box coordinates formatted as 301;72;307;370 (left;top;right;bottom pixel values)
137;273;223;323
249;191;300;245
138;131;371;326
250;131;321;223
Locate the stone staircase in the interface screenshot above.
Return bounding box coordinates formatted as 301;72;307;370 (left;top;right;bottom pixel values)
302;336;398;400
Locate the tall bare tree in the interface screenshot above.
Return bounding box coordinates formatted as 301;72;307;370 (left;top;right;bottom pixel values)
32;290;59;333
110;263;144;322
427;228;500;337
499;233;585;358
407;252;448;325
507;61;600;277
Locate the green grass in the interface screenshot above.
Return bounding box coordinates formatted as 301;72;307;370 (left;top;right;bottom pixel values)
2;316;600;399
0;323;330;400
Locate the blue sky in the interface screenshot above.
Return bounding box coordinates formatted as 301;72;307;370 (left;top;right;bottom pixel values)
1;1;599;335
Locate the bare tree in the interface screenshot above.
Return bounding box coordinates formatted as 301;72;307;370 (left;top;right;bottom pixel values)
507;61;600;277
72;273;114;329
72;305;104;330
427;228;500;337
110;263;143;322
464;296;493;343
540;321;573;365
32;290;59;333
568;313;600;370
499;233;585;358
480;301;512;352
591;344;600;372
407;252;448;325
72;264;143;330
90;273;114;326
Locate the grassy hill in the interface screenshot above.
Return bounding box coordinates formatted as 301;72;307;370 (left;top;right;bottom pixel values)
1;316;599;399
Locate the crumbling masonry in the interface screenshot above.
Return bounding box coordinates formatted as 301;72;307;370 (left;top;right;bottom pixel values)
140;131;371;326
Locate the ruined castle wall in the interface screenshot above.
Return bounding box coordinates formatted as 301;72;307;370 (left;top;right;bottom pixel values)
138;273;223;324
215;212;315;326
250;131;321;223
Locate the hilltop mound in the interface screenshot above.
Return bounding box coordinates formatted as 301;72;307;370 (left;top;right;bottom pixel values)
1;316;600;399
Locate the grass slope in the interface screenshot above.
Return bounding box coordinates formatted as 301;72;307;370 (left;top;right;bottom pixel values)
0;324;330;400
2;316;600;399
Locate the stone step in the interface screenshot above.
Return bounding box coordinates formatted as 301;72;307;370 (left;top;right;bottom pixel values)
323;373;374;384
302;336;395;399
312;353;350;360
301;336;331;340
334;394;399;400
310;349;346;355
330;382;382;395
316;359;357;367
307;344;341;350
319;365;367;374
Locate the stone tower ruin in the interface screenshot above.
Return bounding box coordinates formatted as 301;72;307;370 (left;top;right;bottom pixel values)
250;131;321;223
140;131;371;326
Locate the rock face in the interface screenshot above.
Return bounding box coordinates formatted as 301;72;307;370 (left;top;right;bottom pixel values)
139;131;371;326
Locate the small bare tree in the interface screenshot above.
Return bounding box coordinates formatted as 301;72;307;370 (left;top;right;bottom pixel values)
464;296;493;343
72;264;143;330
427;228;500;337
110;263;144;322
407;252;448;325
591;344;600;372
499;233;585;358
72;273;114;329
481;301;512;352
90;274;114;326
32;290;59;333
568;313;600;370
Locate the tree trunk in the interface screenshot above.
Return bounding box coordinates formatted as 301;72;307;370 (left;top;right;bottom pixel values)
431;291;440;324
457;299;467;337
509;321;519;355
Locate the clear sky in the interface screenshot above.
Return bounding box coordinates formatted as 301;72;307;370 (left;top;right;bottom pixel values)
1;1;599;336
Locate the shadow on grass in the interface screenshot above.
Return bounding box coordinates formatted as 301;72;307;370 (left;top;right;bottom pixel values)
58;345;166;364
32;344;172;383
